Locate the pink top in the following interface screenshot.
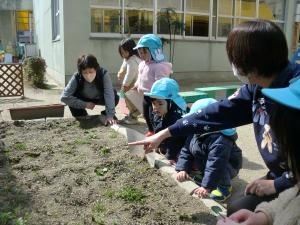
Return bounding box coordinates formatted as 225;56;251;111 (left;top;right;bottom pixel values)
135;60;172;93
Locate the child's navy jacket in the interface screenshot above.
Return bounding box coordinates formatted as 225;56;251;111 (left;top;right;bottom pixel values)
169;62;300;192
175;132;242;189
152;102;187;160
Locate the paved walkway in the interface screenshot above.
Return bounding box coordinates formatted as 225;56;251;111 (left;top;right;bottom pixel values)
0;78;267;217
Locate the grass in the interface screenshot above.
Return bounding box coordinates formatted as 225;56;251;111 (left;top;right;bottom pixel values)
0;212;27;225
94;203;105;213
73;138;90;145
13;142;27;151
104;190;114;198
0;212;12;225
118;186;145;203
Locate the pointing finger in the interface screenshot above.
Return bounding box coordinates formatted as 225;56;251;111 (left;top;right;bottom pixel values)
128;140;147;146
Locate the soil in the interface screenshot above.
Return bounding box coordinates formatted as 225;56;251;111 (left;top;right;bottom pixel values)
0;119;217;225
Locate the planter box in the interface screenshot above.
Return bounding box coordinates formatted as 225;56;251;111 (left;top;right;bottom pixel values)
9;104;65;120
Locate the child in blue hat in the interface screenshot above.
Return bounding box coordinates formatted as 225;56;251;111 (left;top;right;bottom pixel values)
176;98;242;202
144;78;187;164
133;34;172;136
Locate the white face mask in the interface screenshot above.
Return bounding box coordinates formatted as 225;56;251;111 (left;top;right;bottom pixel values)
82;68;96;83
232;64;250;84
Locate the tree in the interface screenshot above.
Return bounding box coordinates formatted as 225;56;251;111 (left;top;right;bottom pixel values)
158;8;184;65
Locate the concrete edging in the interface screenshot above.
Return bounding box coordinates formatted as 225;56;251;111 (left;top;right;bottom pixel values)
111;123;227;218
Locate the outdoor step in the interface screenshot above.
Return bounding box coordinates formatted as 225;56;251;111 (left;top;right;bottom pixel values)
179;91;208;103
194;85;241;98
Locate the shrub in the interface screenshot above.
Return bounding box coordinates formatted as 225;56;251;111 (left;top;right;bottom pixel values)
23;57;47;88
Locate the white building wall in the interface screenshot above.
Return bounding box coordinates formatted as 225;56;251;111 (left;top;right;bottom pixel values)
33;0;65;85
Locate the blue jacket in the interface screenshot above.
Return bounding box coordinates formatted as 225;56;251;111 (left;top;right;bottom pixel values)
175;132;242;189
152;102;187;160
170;62;300;193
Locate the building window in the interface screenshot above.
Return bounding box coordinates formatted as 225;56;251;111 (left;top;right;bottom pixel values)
124;0;153;34
91;0;121;33
51;0;60;41
157;0;183;35
16;10;34;43
90;0;287;40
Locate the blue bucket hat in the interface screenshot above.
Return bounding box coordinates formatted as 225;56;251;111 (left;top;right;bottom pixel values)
183;98;236;136
133;34;165;62
144;78;187;110
262;77;300;110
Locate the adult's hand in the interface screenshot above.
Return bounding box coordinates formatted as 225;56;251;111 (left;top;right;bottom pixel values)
128;128;171;151
217;217;241;225
86;102;95;110
245;178;276;197
104;116;117;126
225;209;268;225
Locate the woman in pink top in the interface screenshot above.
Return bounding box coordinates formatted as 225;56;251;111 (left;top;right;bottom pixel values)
133;34;172;136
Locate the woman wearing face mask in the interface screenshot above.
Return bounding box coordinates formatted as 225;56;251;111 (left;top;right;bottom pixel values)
129;20;300;215
61;54;119;125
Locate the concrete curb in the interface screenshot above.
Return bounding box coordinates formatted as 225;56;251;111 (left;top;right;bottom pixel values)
111;123;227;218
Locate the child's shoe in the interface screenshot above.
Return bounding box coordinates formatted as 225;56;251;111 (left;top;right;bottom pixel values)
210;185;232;202
145;131;154;137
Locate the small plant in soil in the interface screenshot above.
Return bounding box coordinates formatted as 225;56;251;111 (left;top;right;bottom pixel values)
108;131;118;139
99;146;110;155
87;133;98;140
94;167;108;176
93;203;106;213
104;190;114;198
118;186;145;203
63;147;73;155
92;215;105;225
13;142;27;151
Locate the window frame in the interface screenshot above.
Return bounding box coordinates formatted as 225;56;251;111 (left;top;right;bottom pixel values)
51;0;60;41
89;0;287;41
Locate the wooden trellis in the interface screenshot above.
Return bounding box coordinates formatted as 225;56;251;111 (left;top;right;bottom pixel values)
0;64;24;97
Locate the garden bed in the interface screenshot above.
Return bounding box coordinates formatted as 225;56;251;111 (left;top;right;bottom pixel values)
0;119;216;225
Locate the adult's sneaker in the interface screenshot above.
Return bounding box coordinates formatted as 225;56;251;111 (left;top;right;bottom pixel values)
121;115;138;125
210;185;232;202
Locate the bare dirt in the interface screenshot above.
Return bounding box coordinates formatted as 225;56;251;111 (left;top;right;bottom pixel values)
0;119;216;225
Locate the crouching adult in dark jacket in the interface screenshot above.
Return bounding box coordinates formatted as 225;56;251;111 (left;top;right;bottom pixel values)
61;54;119;125
175;98;242;203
